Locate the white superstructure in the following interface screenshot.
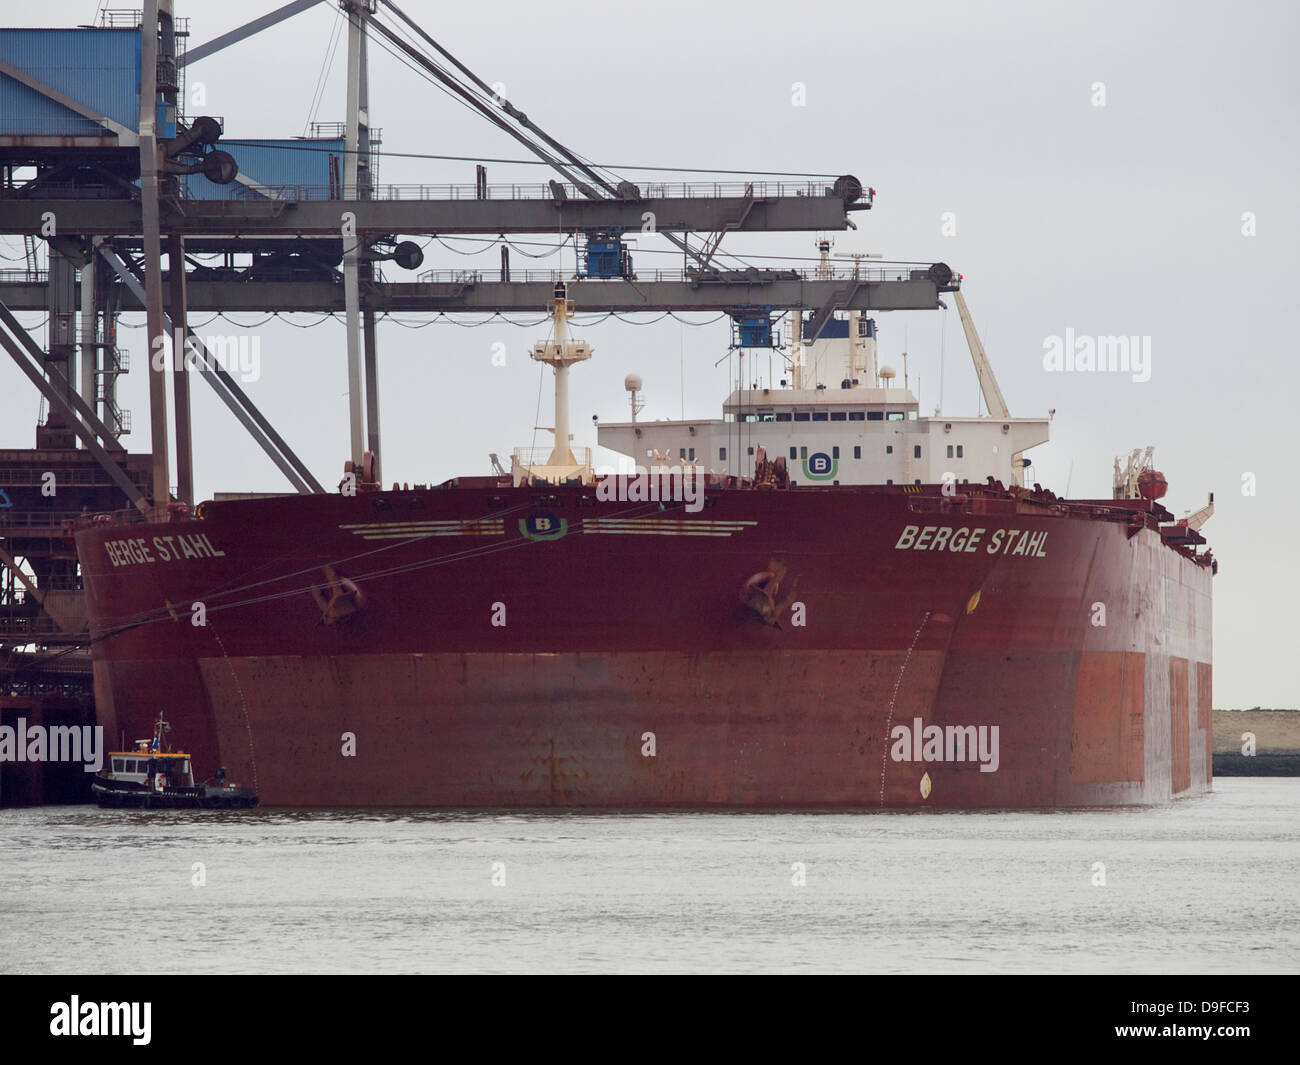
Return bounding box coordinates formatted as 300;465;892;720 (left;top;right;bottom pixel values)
598;306;1049;488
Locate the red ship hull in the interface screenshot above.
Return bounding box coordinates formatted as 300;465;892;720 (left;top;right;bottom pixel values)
75;482;1213;807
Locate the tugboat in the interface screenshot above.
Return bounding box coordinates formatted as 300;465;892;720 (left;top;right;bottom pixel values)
91;713;258;809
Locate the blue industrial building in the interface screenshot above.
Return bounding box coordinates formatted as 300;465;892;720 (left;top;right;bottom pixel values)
182;138;347;200
1;25;351;199
0;27;142;141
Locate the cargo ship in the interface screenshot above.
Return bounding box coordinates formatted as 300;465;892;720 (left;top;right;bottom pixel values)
74;278;1215;808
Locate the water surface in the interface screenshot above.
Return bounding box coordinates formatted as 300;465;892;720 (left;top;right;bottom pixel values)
1;778;1296;973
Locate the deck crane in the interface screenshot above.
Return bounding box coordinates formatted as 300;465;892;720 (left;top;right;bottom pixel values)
1181;495;1216;531
951;288;1034;486
951;288;1010;420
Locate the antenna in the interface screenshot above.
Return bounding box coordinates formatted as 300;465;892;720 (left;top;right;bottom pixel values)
679;320;685;419
519;281;593;485
625;374;644;422
833;250;882;280
815;236;834;279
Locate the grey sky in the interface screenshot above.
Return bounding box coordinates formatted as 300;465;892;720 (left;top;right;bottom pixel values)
3;0;1296;706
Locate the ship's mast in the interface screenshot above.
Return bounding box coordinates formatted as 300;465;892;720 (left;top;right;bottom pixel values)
815;237;833;279
514;282;593;485
538;283;586;466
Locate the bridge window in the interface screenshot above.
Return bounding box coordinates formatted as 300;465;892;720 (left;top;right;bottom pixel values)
812;412;829;422
849;412;866;421
793;413;811;422
867;411;883;421
887;412;905;421
830;412;847;421
775;413;793;422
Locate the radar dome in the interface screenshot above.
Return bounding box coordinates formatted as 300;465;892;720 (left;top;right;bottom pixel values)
624;374;643;392
880;365;897;380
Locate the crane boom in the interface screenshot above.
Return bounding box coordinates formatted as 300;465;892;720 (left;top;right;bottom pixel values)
1185;493;1215;531
952;288;1010;420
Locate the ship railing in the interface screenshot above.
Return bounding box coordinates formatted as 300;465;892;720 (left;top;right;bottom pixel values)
902;490;1167;526
906;496;974;513
511;446;593;468
87;507;150;525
